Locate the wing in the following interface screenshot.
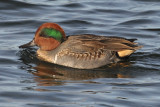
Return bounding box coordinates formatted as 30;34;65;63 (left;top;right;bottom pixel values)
66;34;142;53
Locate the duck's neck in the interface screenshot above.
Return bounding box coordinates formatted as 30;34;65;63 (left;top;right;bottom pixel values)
37;49;54;63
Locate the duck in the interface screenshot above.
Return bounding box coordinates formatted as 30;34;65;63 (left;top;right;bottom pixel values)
19;22;142;69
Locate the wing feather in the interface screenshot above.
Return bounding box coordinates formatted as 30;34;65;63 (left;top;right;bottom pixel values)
64;34;142;57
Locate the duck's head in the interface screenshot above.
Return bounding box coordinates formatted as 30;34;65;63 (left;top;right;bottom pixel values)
19;23;66;51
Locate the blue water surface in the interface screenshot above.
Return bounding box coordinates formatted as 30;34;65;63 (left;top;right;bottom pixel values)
0;0;160;107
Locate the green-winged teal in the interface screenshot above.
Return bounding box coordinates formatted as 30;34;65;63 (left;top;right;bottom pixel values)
19;23;142;69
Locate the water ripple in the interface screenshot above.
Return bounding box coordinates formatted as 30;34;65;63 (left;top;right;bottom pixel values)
0;0;160;107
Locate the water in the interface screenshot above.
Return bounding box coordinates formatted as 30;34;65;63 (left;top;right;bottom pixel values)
0;0;160;107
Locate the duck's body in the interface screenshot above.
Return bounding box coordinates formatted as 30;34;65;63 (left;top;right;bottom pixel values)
19;23;142;69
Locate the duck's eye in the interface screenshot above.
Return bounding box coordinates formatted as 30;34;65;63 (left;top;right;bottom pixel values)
40;28;62;42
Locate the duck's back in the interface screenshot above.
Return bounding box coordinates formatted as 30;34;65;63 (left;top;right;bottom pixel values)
38;34;142;69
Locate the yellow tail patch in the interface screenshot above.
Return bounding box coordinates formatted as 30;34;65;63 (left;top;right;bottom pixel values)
118;50;135;57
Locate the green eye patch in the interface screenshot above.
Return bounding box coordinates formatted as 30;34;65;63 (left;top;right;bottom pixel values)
40;28;62;42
